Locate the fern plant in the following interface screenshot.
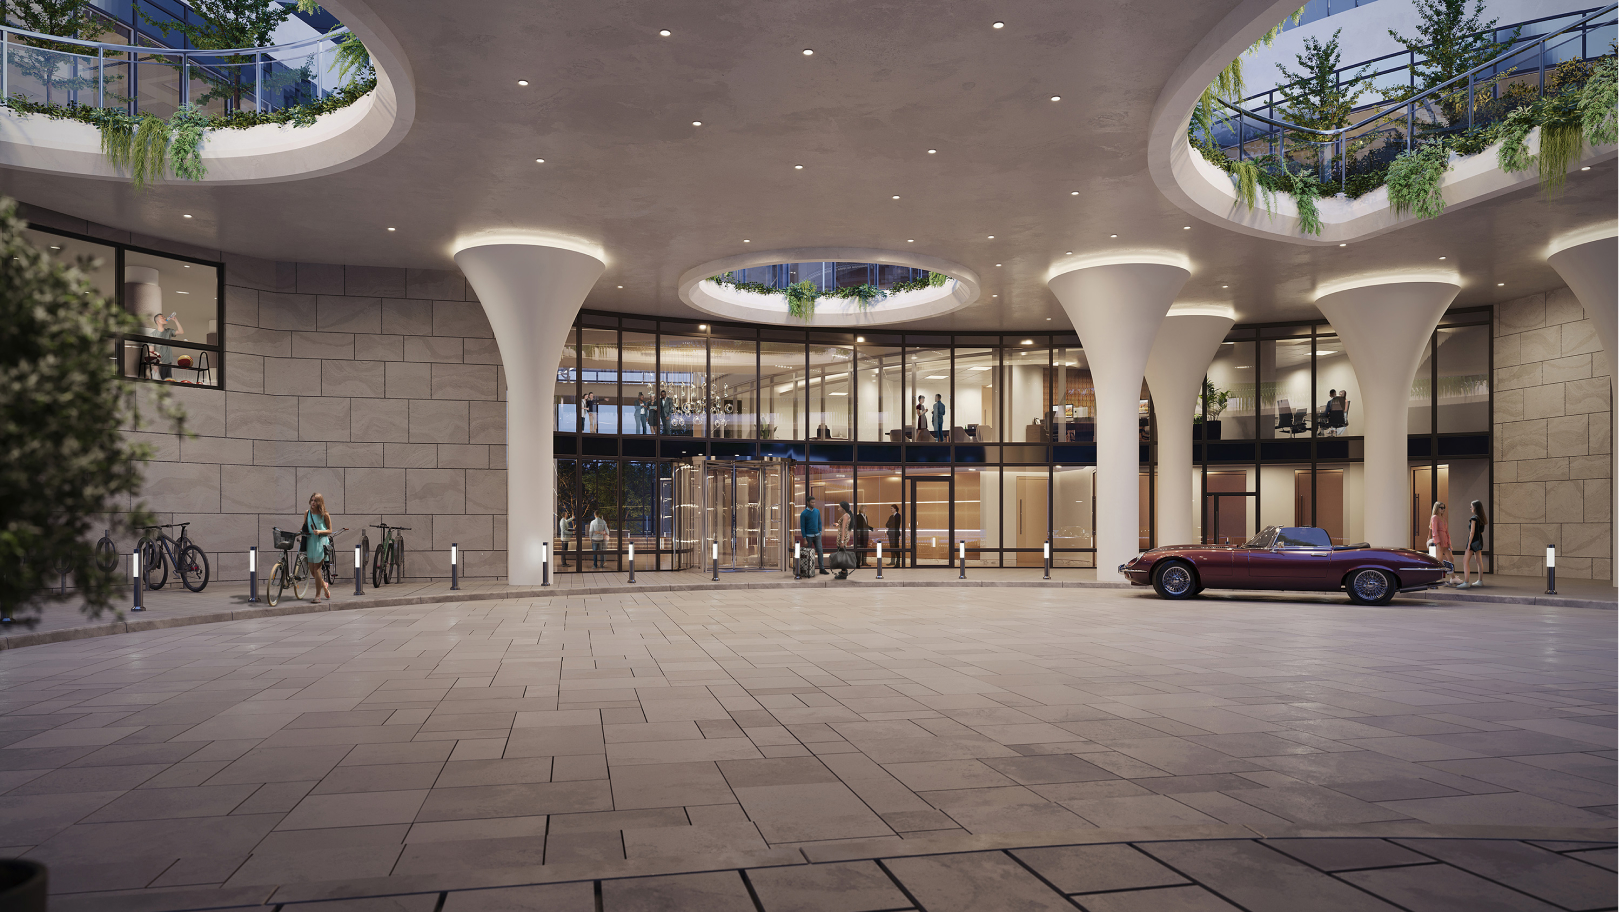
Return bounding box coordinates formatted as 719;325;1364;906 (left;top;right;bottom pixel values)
129;114;171;190
1580;55;1616;146
167;105;209;182
1386;142;1451;219
784;282;819;321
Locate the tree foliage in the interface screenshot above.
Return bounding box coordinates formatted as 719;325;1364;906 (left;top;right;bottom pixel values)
138;0;292;52
0;199;185;625
1388;0;1517;95
1276;30;1372;141
3;0;101;50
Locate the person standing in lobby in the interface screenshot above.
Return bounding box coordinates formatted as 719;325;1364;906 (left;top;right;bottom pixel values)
558;508;574;568
583;391;598;433
914;395;929;441
659;389;674;434
588;510;608;568
635;392;649;435
885;505;902;566
931;393;946;442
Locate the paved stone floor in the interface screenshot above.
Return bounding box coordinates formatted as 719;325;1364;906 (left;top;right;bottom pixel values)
0;586;1613;910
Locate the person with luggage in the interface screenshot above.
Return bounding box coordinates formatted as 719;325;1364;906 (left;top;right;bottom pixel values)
885;505;902;567
799;496;828;575
831;501;858;578
853;506;871;567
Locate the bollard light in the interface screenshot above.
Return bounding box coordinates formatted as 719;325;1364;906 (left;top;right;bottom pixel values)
794;541;801;580
1545;543;1556;595
712;540;720;581
248;546;259;603
450;543;460;591
958;540;966;579
1043;540;1051;580
354;545;364;595
628;542;636;583
542;541;551;587
131;548;144;611
876;542;883;580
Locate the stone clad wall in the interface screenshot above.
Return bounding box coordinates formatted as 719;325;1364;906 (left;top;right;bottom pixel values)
1493;286;1612;581
26;205;509;583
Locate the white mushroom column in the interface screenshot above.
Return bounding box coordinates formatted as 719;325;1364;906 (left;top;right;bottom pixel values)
1049;260;1190;578
455;242;606;585
1315;279;1460;549
1145;305;1235;548
1548;231;1618;585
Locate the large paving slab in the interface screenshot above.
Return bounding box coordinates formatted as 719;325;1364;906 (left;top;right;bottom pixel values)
0;585;1612;907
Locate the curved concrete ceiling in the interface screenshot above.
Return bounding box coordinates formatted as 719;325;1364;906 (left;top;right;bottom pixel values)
0;0;1612;330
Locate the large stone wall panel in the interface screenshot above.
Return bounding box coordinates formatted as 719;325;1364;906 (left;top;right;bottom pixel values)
1496;293;1545;335
406;269;465;301
432;514;493;551
318;296;383;334
323;361;386;398
1564;378;1610;415
227;392;298;441
296;263;344;296
225;352;265;393
296;467;347;513
382;298;434;336
470;401;505;444
432;364;497;401
224;285;259;327
292;331;354;361
328;442;385;467
408;400;469;444
406;469;465;515
299;397;353;442
225;325;291;359
352;398;410;443
355;334;405;362
258;292;318;330
181;434;254;466
347;468;406;514
463;338;503;365
466;470;506;515
252;441;327;467
383;443;439;468
433;301;495;338
405;336;463;363
264;358;324;396
345;266;405;298
385;361;432;399
140;461;221;514
438;444;489;469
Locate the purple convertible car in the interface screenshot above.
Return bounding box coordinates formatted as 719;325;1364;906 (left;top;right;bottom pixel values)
1120;525;1453;605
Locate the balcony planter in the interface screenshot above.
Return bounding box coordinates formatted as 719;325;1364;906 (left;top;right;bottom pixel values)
1194;420;1222;440
0;860;47;912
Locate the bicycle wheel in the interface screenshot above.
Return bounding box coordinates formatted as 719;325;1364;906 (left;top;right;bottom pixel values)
95;536;118;573
142;541;168;590
268;561;285;606
177;544;209;592
291;556;307;600
372;542;387;588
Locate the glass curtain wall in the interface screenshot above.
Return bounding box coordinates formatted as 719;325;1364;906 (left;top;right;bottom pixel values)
856;345;904;442
809;343;853;439
711;335;758;440
857;466;906;563
1052;344;1092;443
907;345;950;442
1007;339;1050;442
580;328;617;435
760;339;805;441
622;332;658;435
1314;331;1360;437
660;332;707;437
555;329;578;433
952;348;997;443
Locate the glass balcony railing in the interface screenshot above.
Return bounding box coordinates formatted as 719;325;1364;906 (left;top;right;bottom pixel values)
1;23;357;119
1193;4;1617;194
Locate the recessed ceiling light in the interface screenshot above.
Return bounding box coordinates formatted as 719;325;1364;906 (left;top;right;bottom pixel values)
1338;243;1347;247
1222;285;1229;288
1109;234;1117;238
794;164;804;169
1021;339;1033;345
857;336;865;342
699;324;709;330
387;227;396;231
659;29;671;36
1438;256;1446;260
1066;251;1073;255
517;79;529;86
692;121;702;126
927;149;937;154
995;263;1001;267
1046;317;1051;321
802;48;813;55
176;290;189;294
1183;226;1191;230
1497;282;1505;286
987;235;995;239
1581;166;1591;171
1050;95;1061;101
907;239;915;243
892;195;901;199
743;239;750;243
926;375;947;379
1070;191;1079;195
182;214;192;218
992;21;1005;28
536;158;545;163
993;294;998;297
183;264;190;267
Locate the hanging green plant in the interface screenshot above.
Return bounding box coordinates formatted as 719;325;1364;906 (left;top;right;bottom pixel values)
1581;55;1617;145
1386;142;1451;219
784;281;819;321
129;114;171;190
167;105;209;182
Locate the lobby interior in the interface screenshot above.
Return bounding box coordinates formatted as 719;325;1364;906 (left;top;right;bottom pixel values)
0;0;1615;909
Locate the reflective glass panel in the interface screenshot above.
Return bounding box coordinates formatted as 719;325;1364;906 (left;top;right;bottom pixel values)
554;329;577;432
856;345;904;442
858;466;906;562
952;349;996;443
1436;325;1489;433
123;249;221;388
659;335;707;437
809;344;853;439
622;332;657;435
1207;334;1255;439
580;328;617;435
760;341;804;441
1314;332;1360;437
1052;346;1092;443
907;347;951;442
1007;340;1050;442
711;337;758;440
1052;464;1094;565
1258;333;1311;439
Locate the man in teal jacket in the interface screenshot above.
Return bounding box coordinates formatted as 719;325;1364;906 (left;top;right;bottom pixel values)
799;496;828;575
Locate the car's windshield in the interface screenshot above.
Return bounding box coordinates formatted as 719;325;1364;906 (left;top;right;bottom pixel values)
1242;526;1279;549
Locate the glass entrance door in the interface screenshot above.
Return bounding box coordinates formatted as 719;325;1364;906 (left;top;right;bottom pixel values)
909;477;952;567
690;459;790;571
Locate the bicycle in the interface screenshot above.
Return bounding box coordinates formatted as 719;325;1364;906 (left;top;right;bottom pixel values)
322;528;352;586
266;526;346;605
370;523;410;587
136;523;210;592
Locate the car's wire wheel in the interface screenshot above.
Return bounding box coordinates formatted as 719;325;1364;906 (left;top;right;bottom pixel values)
1159;564;1193;595
1351;569;1390;602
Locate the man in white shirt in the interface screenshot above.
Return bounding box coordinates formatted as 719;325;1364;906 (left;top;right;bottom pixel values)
588;512;609;568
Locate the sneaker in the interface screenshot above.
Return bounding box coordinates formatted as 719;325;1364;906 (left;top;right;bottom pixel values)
819;570;830;575
1469;580;1483;587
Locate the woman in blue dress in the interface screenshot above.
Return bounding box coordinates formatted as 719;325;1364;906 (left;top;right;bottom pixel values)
305;493;334;602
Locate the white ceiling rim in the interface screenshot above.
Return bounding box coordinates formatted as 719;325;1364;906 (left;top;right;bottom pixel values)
677;247;981;327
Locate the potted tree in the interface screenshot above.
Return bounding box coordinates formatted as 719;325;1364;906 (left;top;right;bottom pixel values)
1195;379;1228;440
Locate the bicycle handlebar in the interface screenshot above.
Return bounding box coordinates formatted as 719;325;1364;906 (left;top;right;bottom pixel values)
369;524;411;531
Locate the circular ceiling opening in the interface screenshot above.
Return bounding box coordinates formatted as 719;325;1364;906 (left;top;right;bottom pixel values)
678;248;980;326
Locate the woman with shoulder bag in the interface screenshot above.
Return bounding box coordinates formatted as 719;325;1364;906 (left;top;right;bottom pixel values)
1428;502;1460;587
1460;501;1488;588
304;493;334;603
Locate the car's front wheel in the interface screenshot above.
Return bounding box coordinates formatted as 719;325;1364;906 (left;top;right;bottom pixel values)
1152;560;1198;600
1346;568;1395;606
